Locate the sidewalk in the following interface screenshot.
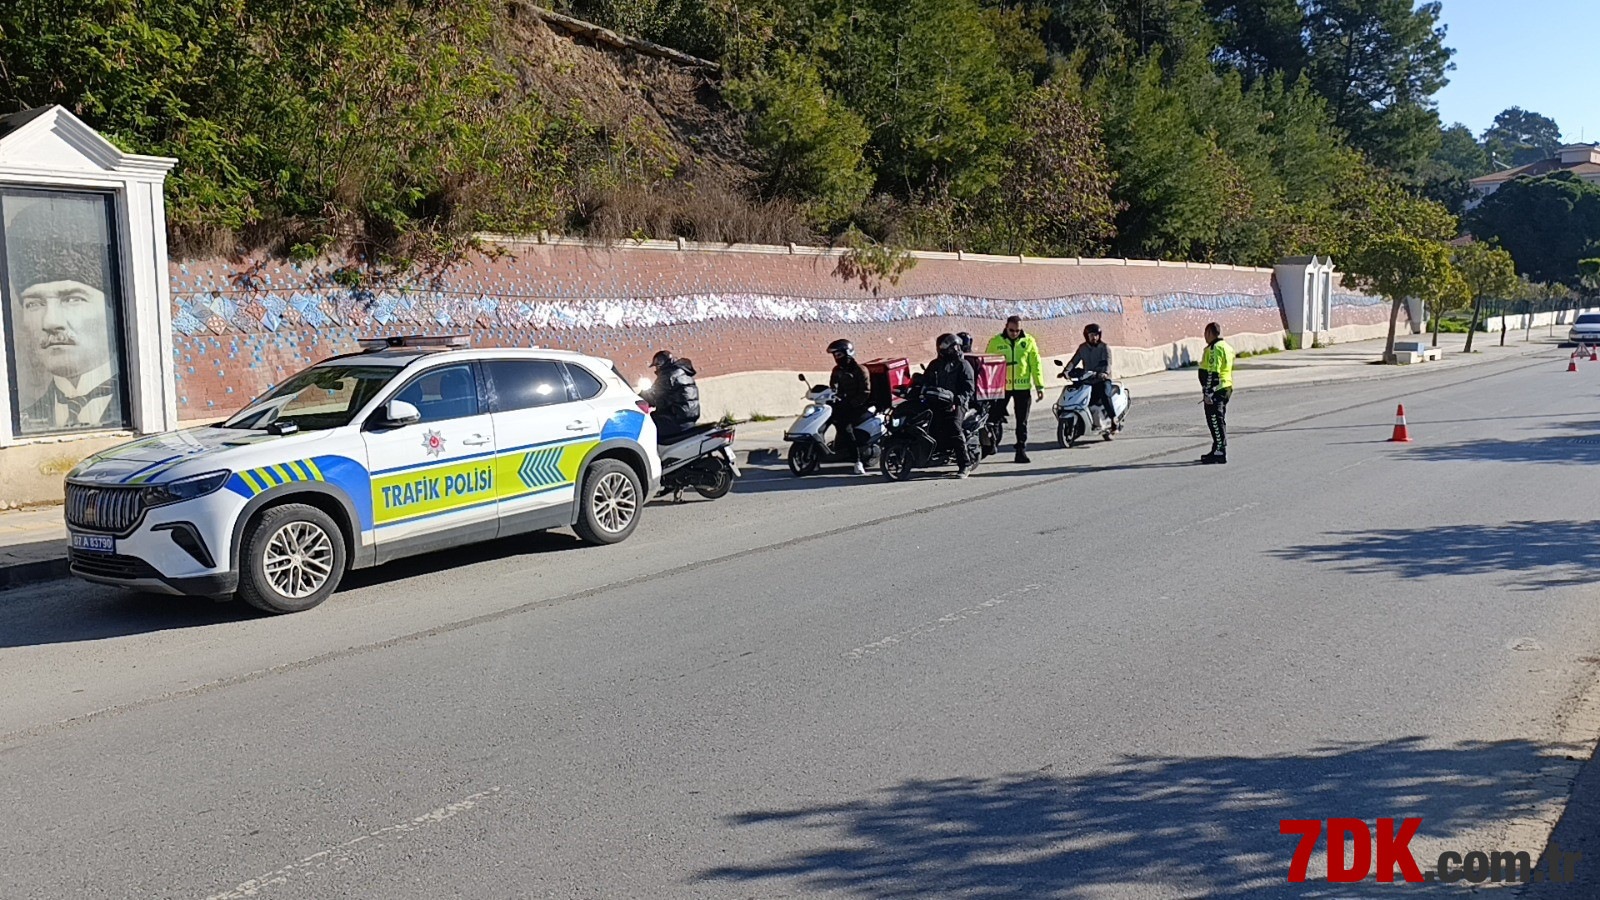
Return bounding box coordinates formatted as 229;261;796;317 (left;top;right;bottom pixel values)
0;330;1560;590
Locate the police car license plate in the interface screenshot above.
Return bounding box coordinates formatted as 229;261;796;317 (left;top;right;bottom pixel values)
70;533;115;554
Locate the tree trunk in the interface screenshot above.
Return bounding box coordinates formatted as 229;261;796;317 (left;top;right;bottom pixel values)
1464;294;1481;353
1384;297;1402;363
1500;303;1508;346
1431;307;1442;347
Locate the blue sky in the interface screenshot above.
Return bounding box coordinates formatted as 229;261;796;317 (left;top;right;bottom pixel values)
1432;0;1598;143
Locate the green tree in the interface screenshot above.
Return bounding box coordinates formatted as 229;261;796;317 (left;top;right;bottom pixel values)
1481;107;1563;168
985;77;1119;256
1302;0;1453;175
1046;0;1214;73
1452;242;1519;352
1421;123;1491;214
726;53;873;225
1205;0;1309;79
1467;171;1600;288
1343;232;1455;362
820;0;1037;201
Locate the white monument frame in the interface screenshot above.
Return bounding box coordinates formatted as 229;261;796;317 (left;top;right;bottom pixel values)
0;105;177;447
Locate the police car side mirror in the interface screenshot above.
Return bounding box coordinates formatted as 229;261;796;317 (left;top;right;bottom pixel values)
382;399;422;428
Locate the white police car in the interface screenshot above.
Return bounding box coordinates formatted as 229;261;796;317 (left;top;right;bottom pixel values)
64;336;661;612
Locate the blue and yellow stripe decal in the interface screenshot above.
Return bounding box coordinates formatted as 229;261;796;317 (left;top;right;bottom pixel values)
231;459;325;494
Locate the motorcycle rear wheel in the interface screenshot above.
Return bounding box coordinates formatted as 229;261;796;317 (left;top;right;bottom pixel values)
787;443;821;477
881;443;914;481
695;461;735;499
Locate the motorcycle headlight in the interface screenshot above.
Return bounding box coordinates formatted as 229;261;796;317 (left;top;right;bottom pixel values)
143;470;231;507
802;404;821;417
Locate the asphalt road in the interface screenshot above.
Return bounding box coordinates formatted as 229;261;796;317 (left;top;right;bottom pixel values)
3;343;1600;899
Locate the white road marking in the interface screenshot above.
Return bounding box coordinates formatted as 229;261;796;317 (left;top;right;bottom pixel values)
844;584;1043;659
202;786;503;900
1164;502;1259;536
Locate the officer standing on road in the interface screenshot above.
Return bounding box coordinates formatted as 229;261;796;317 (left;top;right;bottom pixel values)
985;315;1045;464
1198;323;1235;465
926;333;975;478
827;338;873;475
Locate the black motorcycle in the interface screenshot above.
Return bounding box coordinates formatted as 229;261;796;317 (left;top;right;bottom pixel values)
879;381;985;481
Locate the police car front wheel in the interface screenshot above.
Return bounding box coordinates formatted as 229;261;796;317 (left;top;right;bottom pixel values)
238;504;348;613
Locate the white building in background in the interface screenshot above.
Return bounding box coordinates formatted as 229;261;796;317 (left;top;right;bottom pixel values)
1468;143;1600;209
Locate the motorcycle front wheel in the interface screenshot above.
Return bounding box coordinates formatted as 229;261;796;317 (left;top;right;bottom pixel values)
787;443;821;477
881;443;914;481
695;461;735;499
1058;417;1083;448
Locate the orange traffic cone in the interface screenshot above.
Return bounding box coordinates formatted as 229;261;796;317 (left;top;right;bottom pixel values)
1569;356;1580;372
1589;346;1596;362
1389;404;1412;442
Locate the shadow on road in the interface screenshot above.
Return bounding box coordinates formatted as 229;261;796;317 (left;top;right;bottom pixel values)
697;737;1568;898
1405;435;1600;465
1274;520;1600;590
0;530;588;648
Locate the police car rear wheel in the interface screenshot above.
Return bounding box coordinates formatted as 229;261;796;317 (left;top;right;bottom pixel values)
574;460;641;545
239;504;347;613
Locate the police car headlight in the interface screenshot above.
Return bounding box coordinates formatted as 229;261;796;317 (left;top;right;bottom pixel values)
143;470;231;507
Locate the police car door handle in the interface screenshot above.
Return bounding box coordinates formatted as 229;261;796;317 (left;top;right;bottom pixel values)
565;421;589;432
462;435;492;446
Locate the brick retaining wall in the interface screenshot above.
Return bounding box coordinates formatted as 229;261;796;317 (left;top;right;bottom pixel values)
169;240;1376;420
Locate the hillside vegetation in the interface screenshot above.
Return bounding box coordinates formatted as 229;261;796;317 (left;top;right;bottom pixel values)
0;0;1586;297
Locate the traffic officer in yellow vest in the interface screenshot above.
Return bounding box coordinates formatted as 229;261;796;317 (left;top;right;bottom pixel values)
1198;322;1236;464
986;315;1045;463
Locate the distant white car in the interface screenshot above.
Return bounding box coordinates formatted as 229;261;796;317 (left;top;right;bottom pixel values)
64;336;660;613
1568;313;1600;345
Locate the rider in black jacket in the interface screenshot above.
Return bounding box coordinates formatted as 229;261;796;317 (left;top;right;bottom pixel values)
924;333;975;478
827;338;873;474
641;350;700;438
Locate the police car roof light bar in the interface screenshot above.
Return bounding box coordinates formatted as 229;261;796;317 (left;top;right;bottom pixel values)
358;334;472;352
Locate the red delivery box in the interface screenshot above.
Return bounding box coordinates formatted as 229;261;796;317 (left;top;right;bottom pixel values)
966;353;1007;402
862;357;911;408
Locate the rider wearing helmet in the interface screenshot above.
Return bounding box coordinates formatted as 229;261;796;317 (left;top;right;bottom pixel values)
1065;323;1117;435
925;333;976;478
640;350;700;438
827;339;874;475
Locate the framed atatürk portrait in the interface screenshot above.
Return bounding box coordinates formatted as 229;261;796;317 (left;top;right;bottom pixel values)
1;188;130;436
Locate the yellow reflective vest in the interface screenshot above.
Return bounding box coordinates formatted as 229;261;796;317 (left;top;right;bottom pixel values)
1200;339;1235;390
985;332;1044;391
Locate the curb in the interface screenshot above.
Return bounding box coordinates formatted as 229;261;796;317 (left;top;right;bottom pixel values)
0;556;69;591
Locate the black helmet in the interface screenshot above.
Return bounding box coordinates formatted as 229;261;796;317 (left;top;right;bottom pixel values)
650;350;674;369
956;332;974;353
1084;323;1101;339
827;338;855;359
936;333;960;357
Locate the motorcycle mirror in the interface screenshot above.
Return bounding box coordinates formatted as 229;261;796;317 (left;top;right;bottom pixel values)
797;373;808;382
1054;359;1064;367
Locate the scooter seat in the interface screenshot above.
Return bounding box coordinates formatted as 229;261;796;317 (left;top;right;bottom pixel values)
658;422;721;443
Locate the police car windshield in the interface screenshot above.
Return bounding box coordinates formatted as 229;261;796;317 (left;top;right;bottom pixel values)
223;365;397;431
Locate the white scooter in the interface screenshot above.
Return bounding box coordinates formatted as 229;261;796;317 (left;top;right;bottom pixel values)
783;373;884;476
1053;361;1130;447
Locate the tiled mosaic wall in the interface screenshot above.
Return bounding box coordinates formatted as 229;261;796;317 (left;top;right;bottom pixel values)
169;244;1364;420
